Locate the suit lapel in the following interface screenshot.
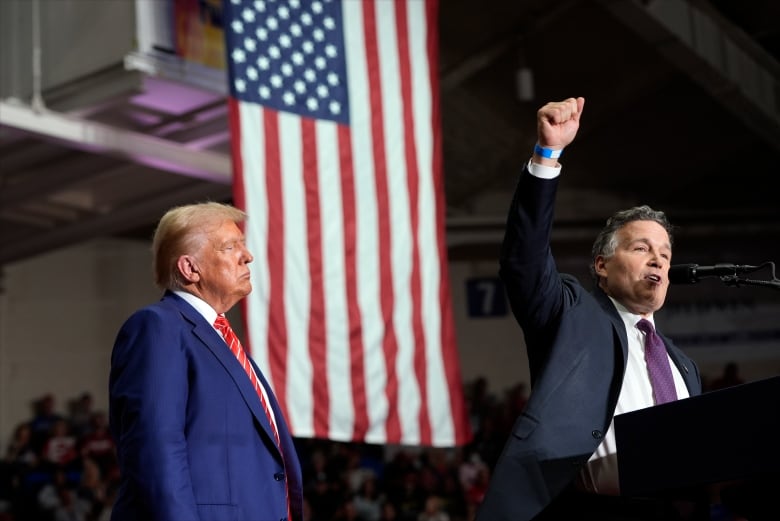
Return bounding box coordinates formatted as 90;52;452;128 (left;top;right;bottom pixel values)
164;293;283;455
589;288;699;396
594;286;629;360
657;330;700;395
590;287;631;415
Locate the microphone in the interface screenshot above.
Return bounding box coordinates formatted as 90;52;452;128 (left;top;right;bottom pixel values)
668;263;759;284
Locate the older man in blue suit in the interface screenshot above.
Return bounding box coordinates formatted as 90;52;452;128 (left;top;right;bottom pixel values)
475;98;702;521
109;202;302;521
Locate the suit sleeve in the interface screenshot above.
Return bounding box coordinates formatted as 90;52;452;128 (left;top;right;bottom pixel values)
499;167;567;331
109;309;200;521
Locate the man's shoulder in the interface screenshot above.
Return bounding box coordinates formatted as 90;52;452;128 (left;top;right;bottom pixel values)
559;272;599;303
124;293;191;324
557;275;622;325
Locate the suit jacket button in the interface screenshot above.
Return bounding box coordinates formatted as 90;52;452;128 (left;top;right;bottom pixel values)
591;430;603;439
274;472;285;481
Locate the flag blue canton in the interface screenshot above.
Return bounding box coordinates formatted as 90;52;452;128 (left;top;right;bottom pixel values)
225;0;350;125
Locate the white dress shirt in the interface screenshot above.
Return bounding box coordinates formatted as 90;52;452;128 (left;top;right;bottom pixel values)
578;298;689;495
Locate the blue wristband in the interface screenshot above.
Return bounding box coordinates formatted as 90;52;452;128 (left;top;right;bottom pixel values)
534;144;563;159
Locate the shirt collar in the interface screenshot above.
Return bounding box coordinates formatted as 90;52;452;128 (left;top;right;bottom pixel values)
173;290;219;327
608;295;655;331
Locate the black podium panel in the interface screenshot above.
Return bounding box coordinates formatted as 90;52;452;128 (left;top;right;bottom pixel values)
615;376;780;496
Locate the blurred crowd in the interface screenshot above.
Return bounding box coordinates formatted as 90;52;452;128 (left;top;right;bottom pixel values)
0;378;527;521
0;393;117;521
0;363;747;521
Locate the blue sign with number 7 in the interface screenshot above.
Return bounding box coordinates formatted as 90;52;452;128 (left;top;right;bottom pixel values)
466;277;508;318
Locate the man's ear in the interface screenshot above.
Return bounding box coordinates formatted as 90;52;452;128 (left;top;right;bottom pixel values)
177;255;200;283
594;255;608;279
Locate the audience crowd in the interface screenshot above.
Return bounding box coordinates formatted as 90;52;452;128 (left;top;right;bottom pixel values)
0;377;521;521
0;366;747;521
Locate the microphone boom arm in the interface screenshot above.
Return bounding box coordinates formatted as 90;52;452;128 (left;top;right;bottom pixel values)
669;261;780;291
720;275;780;291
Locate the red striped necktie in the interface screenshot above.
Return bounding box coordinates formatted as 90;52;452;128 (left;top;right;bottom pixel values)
214;314;293;520
214;314;280;445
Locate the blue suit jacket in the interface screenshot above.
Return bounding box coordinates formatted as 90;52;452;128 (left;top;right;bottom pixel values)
475;169;701;521
109;291;303;521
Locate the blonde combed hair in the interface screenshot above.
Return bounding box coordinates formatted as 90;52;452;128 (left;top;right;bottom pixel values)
152;202;247;290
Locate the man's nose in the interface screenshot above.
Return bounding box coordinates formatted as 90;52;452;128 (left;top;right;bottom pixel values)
241;243;254;263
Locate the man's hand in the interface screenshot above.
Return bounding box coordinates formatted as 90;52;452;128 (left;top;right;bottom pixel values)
536;97;585;151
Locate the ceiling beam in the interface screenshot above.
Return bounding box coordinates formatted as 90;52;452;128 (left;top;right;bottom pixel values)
597;0;780;151
0;100;232;184
0;155;133;207
0;181;233;265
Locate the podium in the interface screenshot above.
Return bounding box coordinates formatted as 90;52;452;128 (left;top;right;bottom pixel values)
615;376;780;515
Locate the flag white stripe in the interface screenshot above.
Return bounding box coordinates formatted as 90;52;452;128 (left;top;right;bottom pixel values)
342;0;388;443
239;102;272;383
408;0;455;444
278;111;313;436
316;121;355;441
376;0;420;444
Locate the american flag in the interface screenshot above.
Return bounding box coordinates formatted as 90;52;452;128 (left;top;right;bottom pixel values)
223;0;470;446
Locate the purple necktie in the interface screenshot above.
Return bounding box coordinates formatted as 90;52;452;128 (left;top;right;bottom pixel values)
636;319;678;405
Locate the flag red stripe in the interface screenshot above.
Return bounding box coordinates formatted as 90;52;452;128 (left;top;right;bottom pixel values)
227;99;254;354
426;0;469;444
301;118;329;438
394;0;431;445
228;100;247;227
362;0;401;442
339;123;369;440
264;110;290;424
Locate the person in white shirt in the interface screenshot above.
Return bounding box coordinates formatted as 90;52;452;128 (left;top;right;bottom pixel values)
475;98;702;521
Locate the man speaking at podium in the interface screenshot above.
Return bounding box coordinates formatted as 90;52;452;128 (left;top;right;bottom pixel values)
476;97;702;521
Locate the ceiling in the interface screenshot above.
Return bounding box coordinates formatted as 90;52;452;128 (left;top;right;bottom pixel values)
1;0;779;293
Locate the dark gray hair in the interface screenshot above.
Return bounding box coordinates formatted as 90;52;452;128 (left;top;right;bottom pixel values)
589;205;673;282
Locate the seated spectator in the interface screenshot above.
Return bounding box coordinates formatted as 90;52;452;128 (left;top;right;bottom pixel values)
29;394;63;454
2;422;39;519
458;449;488;498
67;393;94;439
78;413;116;477
36;468;87;521
332;496;359;521
379;501;400;521
417;495;449;521
4;423;37;470
74;458;107;521
344;444;378;494
41;420;77;470
353;475;383;521
391;470;426;521
463;461;489;520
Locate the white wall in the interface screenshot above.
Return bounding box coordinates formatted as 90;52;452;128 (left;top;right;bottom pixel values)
0;238;159;450
448;261;530;395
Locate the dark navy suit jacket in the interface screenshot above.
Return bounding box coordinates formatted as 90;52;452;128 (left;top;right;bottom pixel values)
109;291;303;521
475;168;701;521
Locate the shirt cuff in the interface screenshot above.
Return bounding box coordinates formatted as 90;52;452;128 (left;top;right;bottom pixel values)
526;159;561;179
